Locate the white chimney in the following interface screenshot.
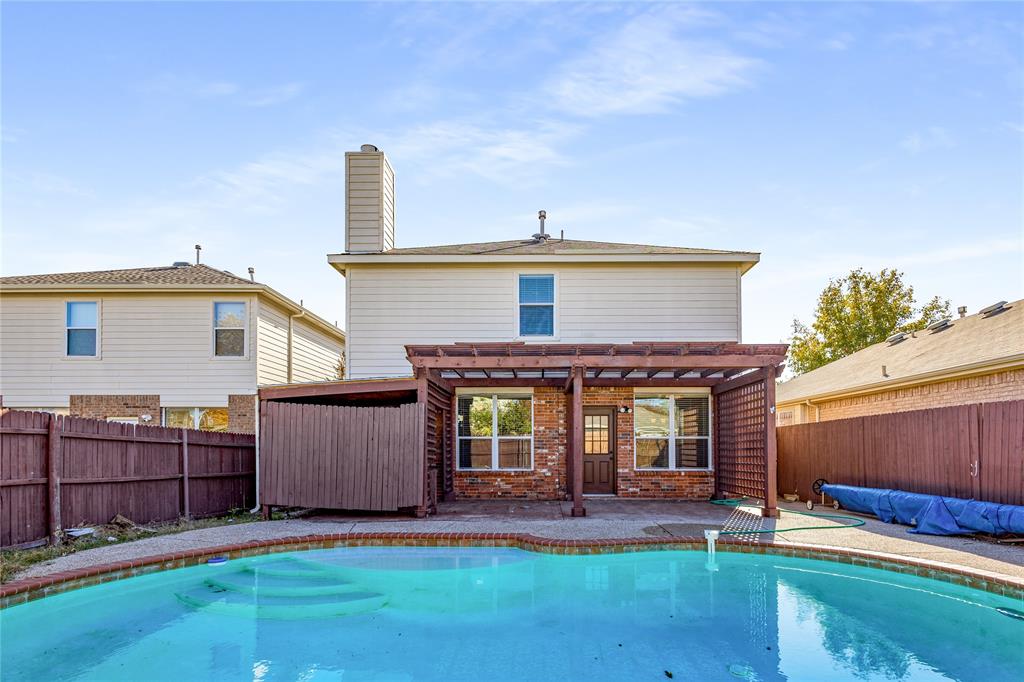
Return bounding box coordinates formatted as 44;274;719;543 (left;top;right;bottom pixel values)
345;144;395;253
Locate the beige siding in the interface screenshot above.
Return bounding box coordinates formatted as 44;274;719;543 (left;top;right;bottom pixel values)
255;300;344;384
255;300;290;385
345;264;741;379
291;320;344;382
345;150;395;253
0;293;257;407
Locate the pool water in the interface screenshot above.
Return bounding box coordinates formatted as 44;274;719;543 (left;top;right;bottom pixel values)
1;548;1021;681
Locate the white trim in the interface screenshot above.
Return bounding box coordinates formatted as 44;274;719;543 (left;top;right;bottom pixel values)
632;392;714;472
212;300;249;360
63;299;101;359
455;392;535;471
515;271;558;341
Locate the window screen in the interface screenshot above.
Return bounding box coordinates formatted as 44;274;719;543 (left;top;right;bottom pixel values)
518;275;554;336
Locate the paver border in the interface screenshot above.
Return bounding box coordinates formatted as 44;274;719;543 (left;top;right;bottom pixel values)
2;532;1021;608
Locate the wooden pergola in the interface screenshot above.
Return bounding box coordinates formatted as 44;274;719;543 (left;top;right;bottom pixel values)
407;342;788;518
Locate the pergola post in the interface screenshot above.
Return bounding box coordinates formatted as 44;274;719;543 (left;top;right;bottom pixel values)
762;364;780;518
570;365;586;517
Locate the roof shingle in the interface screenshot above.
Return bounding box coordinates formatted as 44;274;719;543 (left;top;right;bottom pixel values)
366;238;754;257
0;264;257;287
777;300;1024;403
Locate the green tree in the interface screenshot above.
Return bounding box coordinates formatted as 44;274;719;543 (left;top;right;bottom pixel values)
789;268;949;375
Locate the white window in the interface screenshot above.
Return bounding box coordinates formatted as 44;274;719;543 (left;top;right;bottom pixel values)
65;301;98;357
213;302;246;357
457;394;533;470
518;274;555;337
634;394;712;470
163;407;229;432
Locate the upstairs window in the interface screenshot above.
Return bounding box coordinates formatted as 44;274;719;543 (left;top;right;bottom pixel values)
66;302;98;356
457;394;533;470
518;274;554;337
634;394;711;470
214;302;246;357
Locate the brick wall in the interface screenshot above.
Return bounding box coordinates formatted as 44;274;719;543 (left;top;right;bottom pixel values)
452;385;714;501
813;368;1024;422
69;394;160;423
228;394;256;434
453;387;567;499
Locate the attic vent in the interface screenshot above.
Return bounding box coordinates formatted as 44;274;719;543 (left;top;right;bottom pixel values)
926;318;953;332
172;261;190;268
885;332;907;345
980;300;1009;317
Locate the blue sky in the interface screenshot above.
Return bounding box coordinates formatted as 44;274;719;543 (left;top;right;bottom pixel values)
3;1;1022;342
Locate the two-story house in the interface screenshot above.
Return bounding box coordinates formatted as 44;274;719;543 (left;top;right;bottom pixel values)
0;264;345;432
258;144;786;517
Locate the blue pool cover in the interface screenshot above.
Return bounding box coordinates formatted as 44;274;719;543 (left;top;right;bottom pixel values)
821;484;1024;536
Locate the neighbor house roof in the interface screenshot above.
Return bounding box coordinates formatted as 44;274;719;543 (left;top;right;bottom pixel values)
328;238;760;273
0;264;254;287
777;300;1023;404
0;264;344;341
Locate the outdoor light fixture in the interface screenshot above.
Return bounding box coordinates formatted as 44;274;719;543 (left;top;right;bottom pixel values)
618;406;633;414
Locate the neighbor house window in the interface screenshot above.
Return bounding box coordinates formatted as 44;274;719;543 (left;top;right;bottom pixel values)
66;302;98;356
634;394;711;470
457;394;533;470
518;274;554;337
214;302;246;357
163;408;229;432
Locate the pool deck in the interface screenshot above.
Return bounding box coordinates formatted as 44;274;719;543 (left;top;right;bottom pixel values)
10;500;1023;584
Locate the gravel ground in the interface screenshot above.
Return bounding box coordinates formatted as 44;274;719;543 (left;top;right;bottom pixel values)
12;500;1023;582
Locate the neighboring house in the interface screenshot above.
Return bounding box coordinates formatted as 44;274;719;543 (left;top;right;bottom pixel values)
776;300;1023;425
0;264;345;432
290;144;788;515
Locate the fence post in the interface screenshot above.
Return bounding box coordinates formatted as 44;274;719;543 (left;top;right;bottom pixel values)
180;428;190;520
47;414;63;545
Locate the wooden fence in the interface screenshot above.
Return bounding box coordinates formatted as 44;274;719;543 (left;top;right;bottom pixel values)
777;400;1024;506
259;401;425;513
1;410;256;548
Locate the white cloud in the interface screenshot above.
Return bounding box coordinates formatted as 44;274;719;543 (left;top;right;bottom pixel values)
545;7;758;116
383;119;579;186
900;126;954;153
142;74;303;107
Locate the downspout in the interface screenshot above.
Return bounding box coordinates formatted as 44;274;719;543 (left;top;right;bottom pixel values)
287;302;306;384
803;400;820;423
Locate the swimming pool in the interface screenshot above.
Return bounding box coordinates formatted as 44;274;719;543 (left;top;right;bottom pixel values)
1;547;1020;681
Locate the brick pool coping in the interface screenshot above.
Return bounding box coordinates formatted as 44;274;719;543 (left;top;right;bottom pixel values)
2;532;1022;608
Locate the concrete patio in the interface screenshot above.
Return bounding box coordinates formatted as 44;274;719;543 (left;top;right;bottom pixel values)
12;499;1023;583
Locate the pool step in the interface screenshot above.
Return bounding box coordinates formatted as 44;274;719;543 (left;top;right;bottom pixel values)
175;585;387;620
240;557;345;580
204;572;365;598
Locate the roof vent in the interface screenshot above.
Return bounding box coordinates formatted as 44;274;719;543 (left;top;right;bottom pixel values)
360;144;379;152
531;210;549;242
979;300;1009;317
926;318;953;332
172;261;190;268
885;332;907;345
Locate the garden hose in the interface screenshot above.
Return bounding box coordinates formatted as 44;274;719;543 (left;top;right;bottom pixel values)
709;497;865;535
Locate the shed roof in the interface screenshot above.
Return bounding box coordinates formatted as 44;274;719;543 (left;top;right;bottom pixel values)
777;300;1024;404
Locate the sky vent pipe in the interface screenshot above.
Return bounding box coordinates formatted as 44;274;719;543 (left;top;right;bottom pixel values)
195;244;202;264
248;267;255;282
532;210;548;241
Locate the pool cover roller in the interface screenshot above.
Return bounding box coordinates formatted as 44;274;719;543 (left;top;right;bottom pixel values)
821;484;1024;536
